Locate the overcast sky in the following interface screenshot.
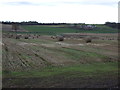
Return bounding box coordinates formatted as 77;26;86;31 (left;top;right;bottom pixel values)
0;0;119;24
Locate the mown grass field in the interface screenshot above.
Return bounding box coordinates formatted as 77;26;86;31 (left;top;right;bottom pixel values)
2;24;119;88
3;61;118;88
2;34;119;88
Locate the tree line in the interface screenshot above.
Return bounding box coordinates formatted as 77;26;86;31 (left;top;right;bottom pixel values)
1;21;120;29
1;21;69;25
105;22;120;29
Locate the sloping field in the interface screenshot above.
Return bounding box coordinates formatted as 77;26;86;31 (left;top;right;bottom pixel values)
2;34;119;88
21;25;118;35
2;24;12;31
21;25;78;35
63;33;118;40
2;24;26;32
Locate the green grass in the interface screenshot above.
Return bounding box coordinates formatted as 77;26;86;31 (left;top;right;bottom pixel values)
3;62;118;78
21;25;78;35
41;47;108;61
20;25;118;35
3;24;118;35
33;45;107;62
60;47;107;59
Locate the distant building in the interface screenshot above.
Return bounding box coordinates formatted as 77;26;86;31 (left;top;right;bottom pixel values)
69;23;96;30
81;25;96;30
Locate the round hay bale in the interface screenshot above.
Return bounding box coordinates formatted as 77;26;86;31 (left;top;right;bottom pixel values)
51;36;56;39
24;36;29;39
16;35;20;39
84;36;92;43
9;34;13;38
58;36;64;41
51;36;53;38
28;34;31;37
36;36;39;38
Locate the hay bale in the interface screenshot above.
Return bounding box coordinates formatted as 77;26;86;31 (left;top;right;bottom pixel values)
9;34;13;38
51;36;56;39
15;34;21;39
16;36;20;39
24;36;29;39
51;36;53;38
36;35;39;38
28;34;31;37
58;36;64;41
84;36;92;43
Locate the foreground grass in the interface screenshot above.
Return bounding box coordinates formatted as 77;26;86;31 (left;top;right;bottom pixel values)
2;62;119;88
3;62;118;78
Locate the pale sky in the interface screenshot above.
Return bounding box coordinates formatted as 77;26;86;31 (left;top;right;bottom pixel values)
0;0;119;24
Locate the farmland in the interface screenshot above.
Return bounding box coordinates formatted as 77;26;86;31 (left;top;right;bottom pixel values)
2;24;118;35
2;24;119;88
21;24;118;34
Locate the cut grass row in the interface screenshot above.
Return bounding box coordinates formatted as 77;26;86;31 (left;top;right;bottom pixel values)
38;46;108;61
11;38;114;62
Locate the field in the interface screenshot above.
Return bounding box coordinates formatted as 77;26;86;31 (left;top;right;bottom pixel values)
2;24;119;88
21;24;118;34
2;24;118;35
